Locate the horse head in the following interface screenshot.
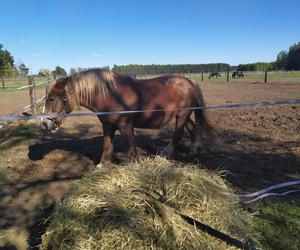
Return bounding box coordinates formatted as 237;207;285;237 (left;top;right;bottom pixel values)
41;77;73;133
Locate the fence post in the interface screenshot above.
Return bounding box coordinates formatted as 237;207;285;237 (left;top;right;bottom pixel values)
201;71;203;81
1;78;5;89
226;71;229;82
264;70;268;84
28;75;36;115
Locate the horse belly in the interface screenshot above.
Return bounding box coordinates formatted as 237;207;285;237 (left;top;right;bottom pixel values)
131;79;195;129
133;110;176;129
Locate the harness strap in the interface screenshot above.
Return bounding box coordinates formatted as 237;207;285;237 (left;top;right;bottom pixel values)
180;214;258;250
132;188;259;250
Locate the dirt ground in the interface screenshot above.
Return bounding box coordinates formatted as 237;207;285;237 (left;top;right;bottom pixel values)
0;89;45;116
0;81;299;249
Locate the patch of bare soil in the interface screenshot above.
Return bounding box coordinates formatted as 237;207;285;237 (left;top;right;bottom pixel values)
0;89;45;115
0;81;299;249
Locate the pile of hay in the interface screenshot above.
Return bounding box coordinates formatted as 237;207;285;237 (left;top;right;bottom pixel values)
41;156;254;250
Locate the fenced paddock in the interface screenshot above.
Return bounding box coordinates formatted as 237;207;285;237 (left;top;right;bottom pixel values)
1;71;300;91
137;70;300;84
191;70;300;83
0;76;48;90
0;79;300;249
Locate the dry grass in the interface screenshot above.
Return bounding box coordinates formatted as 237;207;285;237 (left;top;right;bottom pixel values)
41;156;255;250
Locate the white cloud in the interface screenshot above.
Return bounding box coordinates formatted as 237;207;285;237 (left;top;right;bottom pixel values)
20;39;28;43
93;54;101;57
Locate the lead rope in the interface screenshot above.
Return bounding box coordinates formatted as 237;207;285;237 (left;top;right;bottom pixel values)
132;188;259;250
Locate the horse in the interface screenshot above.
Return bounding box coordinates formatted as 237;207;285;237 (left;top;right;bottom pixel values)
232;71;244;78
208;72;221;79
41;68;216;167
125;72;137;79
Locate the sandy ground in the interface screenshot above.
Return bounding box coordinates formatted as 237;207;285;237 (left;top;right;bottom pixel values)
0;80;300;249
0;89;45;115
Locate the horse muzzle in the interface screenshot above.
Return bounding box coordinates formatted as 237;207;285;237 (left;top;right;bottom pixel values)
41;118;62;133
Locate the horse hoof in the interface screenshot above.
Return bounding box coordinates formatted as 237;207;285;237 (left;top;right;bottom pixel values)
189;146;201;157
188;151;198;158
161;150;171;158
161;143;173;158
133;155;142;163
95;163;104;169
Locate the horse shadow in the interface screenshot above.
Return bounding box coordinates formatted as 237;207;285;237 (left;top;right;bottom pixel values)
28;129;170;165
27;125;300;192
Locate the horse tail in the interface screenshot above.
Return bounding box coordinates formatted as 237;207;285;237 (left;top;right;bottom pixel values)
193;85;218;149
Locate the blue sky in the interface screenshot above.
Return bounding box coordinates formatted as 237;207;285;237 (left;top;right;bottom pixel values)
1;0;299;73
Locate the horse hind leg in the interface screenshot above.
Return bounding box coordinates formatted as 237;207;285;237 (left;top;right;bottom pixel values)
162;127;184;158
185;118;205;156
162;112;187;158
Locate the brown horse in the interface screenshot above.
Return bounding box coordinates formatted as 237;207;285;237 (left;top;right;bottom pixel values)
41;68;215;167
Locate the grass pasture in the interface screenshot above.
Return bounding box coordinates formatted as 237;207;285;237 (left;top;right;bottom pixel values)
186;71;300;83
1;71;300;93
253;197;300;250
137;70;300;84
0;77;48;92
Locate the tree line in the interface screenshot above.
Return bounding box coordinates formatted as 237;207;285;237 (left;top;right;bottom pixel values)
0;43;67;78
237;42;300;71
112;63;232;75
38;66;67;78
1;41;300;78
113;42;300;74
0;44;30;77
275;42;300;70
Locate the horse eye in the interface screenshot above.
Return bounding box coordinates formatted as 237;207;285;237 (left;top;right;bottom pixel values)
49;98;55;102
62;96;67;102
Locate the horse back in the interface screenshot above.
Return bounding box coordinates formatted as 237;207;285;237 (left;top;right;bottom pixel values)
104;74;199;128
114;74;198;105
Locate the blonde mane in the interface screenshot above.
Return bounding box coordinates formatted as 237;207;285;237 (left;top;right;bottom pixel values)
57;68;116;109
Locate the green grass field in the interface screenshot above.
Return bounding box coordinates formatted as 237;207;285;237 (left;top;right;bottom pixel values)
0;77;47;92
138;71;300;82
253;196;300;250
185;71;300;82
1;71;300;93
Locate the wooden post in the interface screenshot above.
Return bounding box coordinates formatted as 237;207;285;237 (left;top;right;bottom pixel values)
1;78;5;89
264;70;268;84
201;71;203;81
28;76;36;115
226;71;229;82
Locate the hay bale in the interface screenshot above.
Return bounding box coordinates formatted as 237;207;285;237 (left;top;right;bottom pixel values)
41;156;255;250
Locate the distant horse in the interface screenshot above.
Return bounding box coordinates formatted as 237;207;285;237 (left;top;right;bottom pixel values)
208;72;221;79
232;71;244;78
125;73;137;79
41;68;215;167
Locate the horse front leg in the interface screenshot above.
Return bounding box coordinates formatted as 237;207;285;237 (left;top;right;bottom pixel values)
118;121;138;161
97;122;116;168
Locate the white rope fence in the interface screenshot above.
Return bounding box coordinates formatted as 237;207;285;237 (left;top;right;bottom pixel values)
0;99;299;122
239;180;300;203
